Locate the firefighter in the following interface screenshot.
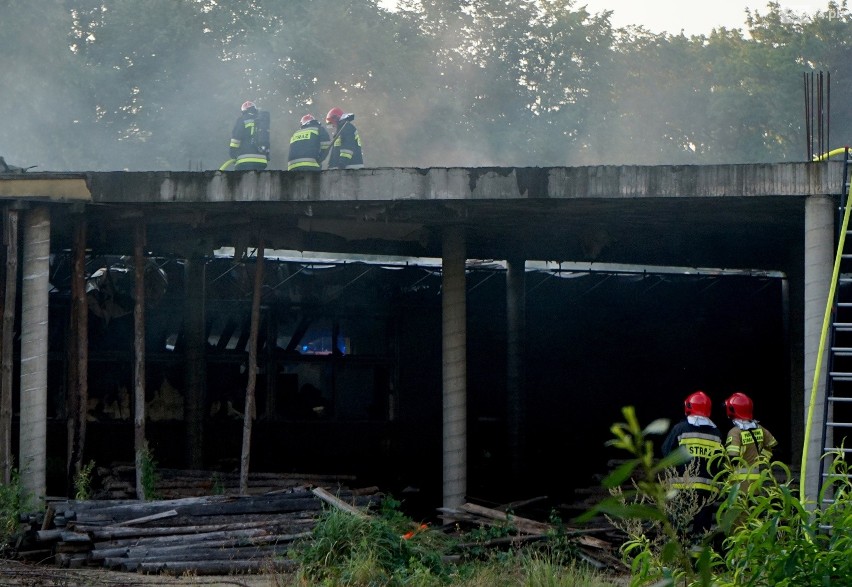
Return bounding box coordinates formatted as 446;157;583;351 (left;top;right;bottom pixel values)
661;390;725;535
229;101;269;170
723;392;778;491
325;107;364;169
287;114;331;171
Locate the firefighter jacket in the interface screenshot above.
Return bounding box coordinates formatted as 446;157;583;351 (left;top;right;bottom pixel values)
725;420;778;485
327;121;364;169
229;112;268;170
662;418;725;492
287;121;331;171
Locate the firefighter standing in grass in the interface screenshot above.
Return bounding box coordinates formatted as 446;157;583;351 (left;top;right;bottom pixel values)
723;392;778;492
229;101;269;170
661;390;725;534
325;107;364;169
287;114;331;171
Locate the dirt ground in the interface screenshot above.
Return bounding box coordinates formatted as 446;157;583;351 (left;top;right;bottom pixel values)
0;560;288;587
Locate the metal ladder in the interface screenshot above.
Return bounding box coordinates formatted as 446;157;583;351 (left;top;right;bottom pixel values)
820;146;852;507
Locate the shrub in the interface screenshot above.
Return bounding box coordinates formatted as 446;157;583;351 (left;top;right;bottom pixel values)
585;406;852;587
714;449;852;586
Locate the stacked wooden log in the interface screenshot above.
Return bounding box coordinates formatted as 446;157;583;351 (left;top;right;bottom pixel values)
21;484;382;575
93;465;359;499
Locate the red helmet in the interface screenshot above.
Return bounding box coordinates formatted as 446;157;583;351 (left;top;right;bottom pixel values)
300;114;315;126
326;107;344;125
725;392;753;420
684;391;712;417
241;100;256;112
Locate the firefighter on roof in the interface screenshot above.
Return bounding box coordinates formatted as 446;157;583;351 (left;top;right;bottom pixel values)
325;107;364;169
229;101;269;170
287;114;331;171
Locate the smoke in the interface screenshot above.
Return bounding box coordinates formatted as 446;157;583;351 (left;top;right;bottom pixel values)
0;1;830;172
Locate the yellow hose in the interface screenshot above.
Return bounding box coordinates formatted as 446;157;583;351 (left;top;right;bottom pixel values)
802;146;852;503
813;147;849;162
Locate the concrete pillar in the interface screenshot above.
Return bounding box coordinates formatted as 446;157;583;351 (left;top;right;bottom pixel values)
442;226;467;508
506;257;526;482
803;195;834;502
19;205;50;502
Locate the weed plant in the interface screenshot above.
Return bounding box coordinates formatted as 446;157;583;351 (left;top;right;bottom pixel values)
139;444;161;500
0;469;31;554
73;460;96;500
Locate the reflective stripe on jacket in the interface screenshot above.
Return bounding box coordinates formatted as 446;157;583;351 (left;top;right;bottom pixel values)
661;420;724;492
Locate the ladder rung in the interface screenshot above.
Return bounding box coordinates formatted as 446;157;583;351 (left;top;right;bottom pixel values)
832;323;852;330
823;447;852;453
821;473;852;482
827;396;852;402
821;473;852;481
826;421;852;427
831;347;852;355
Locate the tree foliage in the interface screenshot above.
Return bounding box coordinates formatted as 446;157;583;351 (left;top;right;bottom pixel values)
0;0;849;171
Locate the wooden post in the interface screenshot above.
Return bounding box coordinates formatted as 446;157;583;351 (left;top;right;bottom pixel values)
133;223;147;499
506;257;526;483
240;243;264;496
67;216;88;495
1;206;18;484
184;256;206;469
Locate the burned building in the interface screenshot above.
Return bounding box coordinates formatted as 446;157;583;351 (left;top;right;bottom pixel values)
0;164;844;511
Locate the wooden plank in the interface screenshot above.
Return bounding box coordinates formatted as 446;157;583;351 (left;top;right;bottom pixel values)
458;502;551;535
91;528;269;552
116;509;177;526
312;487;368;518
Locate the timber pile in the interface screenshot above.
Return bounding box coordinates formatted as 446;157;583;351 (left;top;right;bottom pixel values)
93;464;359;499
18;484;382;576
438;501;627;572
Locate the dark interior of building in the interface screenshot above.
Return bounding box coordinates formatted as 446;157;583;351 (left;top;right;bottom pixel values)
9;252;788;517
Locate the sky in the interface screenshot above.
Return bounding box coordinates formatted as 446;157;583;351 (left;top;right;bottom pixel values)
572;1;832;35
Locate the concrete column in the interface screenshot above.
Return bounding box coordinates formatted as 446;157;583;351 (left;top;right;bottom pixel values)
803;195;834;502
442;226;467;509
506;257;526;482
19;205;50;502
